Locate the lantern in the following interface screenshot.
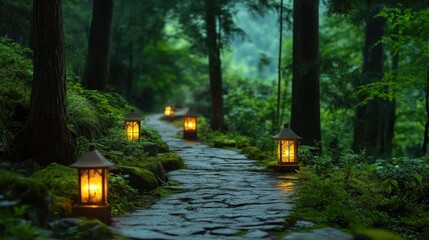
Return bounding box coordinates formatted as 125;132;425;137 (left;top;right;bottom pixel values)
124;110;142;141
71;144;115;224
272;123;302;173
164;105;174;119
183;108;199;139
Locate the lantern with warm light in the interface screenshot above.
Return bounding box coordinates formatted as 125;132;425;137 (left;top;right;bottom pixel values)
272;123;302;173
164;105;174;119
183;108;199;139
71;144;115;224
124;110;142;141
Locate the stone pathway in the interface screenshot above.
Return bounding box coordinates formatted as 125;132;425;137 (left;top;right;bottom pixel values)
112;113;296;239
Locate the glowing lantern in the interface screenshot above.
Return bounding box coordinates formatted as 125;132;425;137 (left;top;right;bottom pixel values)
164;105;174;119
183;108;199;139
71;144;115;224
272;123;302;173
124;110;142;141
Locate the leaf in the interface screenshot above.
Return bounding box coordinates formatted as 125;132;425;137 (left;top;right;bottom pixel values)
367;164;377;172
413;173;423;185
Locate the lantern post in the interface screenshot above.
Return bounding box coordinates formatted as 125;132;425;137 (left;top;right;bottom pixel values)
272;123;302;173
124;110;142;141
71;144;115;224
164;105;174;120
183;108;199;139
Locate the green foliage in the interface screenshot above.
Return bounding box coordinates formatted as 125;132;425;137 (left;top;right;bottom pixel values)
293;152;429;239
67;82;132;140
0;37;32;150
0;168;51;228
50;218;124;240
0;194;46;240
109;173;160;216
223;79;277;150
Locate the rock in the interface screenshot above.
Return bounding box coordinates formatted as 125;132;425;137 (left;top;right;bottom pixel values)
211;228;241;236
112;166;158;192
150;162;168;185
143;142;159;156
294;220;315;228
244;230;270;238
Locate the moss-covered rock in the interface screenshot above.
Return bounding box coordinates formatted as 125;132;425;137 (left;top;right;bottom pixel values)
212;138;237;148
146;161;168;185
146;152;185;172
111;166;158;192
142;142;159;156
50;218;127;240
354;229;406;240
51;195;73;218
30;163;78;201
240;146;267;160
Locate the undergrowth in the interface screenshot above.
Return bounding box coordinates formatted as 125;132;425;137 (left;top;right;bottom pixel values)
290;150;429;240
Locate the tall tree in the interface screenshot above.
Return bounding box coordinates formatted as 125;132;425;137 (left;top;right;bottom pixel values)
290;0;321;149
351;1;392;157
276;0;284;129
82;0;113;90
204;0;224;131
10;0;75;165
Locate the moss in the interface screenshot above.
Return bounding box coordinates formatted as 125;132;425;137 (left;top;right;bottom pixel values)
355;229;406;240
112;166;158;192
155;181;187;199
51;218;129;240
212;138;237;148
146;152;185;172
30;162;78;201
51;195;73;218
0;168;23;187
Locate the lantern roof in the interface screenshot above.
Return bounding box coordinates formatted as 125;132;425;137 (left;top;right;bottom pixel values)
272;123;302;140
184;107;199;117
124;110;142;121
71;144;115;168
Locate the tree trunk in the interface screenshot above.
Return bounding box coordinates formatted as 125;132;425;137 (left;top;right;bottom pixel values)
276;0;284;129
205;0;224;131
83;0;113;91
10;0;75;166
290;0;321;149
352;1;392;157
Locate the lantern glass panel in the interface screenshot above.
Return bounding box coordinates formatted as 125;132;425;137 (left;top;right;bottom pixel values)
184;117;196;131
80;169;104;204
278;140;295;163
164;106;174;117
125;121;140;140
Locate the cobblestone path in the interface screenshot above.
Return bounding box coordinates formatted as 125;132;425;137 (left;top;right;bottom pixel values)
112;113;296;239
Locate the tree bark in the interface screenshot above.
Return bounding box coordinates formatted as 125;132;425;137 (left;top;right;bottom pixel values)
276;0;284;129
83;0;113;91
205;0;224;131
10;0;75;165
352;1;393;157
290;0;321;149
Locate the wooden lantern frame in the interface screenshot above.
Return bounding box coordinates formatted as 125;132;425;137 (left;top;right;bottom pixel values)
124;110;142;141
164;105;174;119
272;123;302;173
183;108;199;139
71;144;115;224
